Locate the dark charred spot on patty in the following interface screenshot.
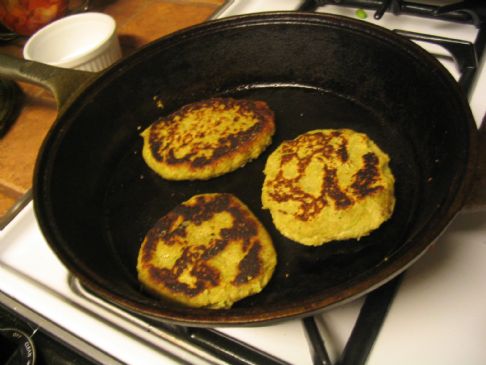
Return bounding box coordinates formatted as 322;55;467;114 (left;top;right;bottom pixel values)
351;152;384;199
323;167;353;209
148;266;208;297
337;138;349;162
233;243;262;285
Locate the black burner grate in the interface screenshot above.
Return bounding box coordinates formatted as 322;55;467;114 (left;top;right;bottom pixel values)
300;0;486;26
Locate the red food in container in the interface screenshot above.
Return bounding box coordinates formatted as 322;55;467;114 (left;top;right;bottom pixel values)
0;0;67;36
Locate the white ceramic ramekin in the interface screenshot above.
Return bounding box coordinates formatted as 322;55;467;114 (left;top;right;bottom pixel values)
23;12;122;72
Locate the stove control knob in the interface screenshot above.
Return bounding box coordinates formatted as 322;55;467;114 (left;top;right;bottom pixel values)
0;327;36;365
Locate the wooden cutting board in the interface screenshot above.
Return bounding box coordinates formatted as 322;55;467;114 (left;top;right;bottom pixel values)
0;0;224;227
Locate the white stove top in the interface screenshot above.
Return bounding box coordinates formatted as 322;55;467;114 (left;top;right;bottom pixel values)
1;1;486;364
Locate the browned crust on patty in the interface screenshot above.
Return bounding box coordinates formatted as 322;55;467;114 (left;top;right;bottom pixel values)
137;193;276;308
141;98;275;180
266;130;386;222
262;129;395;245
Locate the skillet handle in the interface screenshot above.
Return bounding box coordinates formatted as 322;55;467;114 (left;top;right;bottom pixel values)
463;117;486;211
0;53;97;109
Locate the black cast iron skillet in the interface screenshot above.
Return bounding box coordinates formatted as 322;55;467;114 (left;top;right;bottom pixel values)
0;12;484;326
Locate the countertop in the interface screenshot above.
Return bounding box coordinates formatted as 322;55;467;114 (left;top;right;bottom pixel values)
0;0;225;226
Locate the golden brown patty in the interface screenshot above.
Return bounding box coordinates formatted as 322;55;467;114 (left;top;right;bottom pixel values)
141;98;275;180
137;193;277;309
262;129;395;246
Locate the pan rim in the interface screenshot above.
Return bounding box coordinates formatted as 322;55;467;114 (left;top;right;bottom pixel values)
33;11;478;326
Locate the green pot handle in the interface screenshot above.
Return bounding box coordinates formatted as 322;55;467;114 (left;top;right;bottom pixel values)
0;53;97;109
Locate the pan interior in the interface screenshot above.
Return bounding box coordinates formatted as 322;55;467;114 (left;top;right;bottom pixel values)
35;13;474;324
102;84;419;314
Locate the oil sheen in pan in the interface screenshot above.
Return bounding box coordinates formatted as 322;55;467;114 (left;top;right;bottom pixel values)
102;84;420;307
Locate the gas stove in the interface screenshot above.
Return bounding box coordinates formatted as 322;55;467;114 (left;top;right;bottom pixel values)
1;1;486;364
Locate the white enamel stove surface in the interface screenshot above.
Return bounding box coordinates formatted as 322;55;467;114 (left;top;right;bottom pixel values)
1;1;486;365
